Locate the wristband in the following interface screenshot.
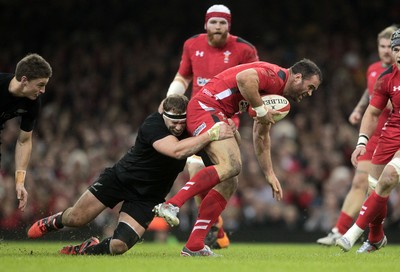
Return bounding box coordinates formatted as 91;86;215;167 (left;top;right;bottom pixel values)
253;105;268;117
207;123;221;141
356;134;369;147
15;170;26;186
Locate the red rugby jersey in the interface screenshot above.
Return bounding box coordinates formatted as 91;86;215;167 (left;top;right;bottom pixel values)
366;61;391;138
178;33;258;98
195;61;288;117
370;64;400;136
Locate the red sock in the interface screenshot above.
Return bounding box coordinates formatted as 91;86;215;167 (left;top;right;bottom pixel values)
167;166;220;207
185;190;227;251
368;202;387;243
335;211;354;234
355;191;388;230
197;189;209;200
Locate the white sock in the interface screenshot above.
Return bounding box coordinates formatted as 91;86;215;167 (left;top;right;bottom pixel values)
343;224;364;246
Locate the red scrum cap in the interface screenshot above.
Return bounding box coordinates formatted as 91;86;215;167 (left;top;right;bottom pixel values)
204;4;231;30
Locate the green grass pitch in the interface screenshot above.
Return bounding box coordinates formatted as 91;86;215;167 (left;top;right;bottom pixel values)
0;241;398;272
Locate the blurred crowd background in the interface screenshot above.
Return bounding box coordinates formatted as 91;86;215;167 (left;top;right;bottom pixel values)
1;0;400;242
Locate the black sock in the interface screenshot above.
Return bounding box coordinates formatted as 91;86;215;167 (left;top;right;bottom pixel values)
85;237;112;255
54;211;65;229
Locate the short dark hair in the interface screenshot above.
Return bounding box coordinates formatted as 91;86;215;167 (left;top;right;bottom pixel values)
163;94;189;114
15;53;52;81
290;58;322;83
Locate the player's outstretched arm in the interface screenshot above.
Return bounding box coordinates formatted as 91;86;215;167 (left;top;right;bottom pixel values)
153;122;234;159
15;130;33;211
252;122;283;201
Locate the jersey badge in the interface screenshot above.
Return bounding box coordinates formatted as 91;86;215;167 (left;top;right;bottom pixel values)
197;77;210;86
223;51;231;63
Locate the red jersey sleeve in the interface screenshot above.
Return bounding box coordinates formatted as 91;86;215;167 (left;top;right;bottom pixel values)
370;75;390;110
254;67;286;95
177;39;193;78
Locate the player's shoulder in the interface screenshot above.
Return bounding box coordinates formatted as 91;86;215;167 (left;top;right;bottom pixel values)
184;34;205;45
367;61;385;73
229;34;256;49
140;113;170;138
378;64;395;80
142;112;164;129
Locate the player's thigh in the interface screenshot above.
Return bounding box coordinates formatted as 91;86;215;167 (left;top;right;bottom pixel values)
119;200;158;237
369;163;386;180
380;150;400;189
205;137;241;167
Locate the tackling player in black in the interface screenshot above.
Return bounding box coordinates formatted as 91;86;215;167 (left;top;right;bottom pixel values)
27;94;235;255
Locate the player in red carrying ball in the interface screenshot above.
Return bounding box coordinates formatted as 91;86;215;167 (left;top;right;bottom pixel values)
154;59;322;256
158;4;259;250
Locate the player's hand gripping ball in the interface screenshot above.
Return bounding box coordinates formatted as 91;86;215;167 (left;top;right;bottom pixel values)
248;94;291;122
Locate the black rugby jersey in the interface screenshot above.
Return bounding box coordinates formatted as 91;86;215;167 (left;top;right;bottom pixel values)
0;73;40;131
115;112;189;199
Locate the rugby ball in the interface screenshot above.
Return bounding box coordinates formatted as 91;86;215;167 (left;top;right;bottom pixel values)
248;94;290;122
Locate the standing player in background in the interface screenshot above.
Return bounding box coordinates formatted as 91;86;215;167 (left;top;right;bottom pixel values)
316;25;397;246
0;53;52;212
336;29;400;253
158;4;259;249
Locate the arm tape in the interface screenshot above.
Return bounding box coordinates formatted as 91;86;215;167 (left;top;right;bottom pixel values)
207;123;221;141
15;170;26;185
356;134;369;147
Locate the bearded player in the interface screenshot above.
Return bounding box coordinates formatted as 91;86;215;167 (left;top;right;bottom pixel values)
158;4;259;249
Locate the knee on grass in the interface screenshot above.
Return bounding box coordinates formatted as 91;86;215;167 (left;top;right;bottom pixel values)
110;222;140;255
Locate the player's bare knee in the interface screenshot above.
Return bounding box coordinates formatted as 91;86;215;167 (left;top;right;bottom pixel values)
216;178;238;197
228;159;242;176
111;221;140;254
351;172;368;189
